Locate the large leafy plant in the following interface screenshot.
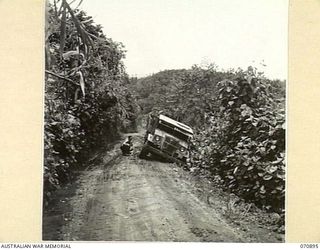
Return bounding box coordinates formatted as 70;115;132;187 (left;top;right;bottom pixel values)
190;69;285;213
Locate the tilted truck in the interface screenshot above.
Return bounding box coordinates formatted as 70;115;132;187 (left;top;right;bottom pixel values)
139;114;193;163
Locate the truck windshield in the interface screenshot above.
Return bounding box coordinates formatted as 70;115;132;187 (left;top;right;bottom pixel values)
157;121;191;141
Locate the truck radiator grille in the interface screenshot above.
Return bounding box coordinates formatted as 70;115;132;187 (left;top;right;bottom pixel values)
162;136;179;156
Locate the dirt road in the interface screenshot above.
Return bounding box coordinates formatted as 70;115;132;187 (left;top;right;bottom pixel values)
43;134;284;242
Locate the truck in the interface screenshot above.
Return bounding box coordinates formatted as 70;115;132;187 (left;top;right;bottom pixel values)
139;114;194;163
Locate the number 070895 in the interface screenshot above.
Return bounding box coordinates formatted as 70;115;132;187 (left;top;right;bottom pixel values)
300;244;319;248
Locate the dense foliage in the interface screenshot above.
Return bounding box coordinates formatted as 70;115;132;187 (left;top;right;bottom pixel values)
131;65;285;213
44;0;139;205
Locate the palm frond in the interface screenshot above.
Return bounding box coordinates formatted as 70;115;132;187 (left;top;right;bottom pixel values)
63;0;94;57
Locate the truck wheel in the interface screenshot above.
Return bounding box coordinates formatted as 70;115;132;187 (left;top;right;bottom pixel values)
144;133;149;143
139;147;149;159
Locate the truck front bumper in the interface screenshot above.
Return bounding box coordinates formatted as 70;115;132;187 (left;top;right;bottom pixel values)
142;144;186;164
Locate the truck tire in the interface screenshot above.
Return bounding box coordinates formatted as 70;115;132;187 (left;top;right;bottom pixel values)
139;147;149;159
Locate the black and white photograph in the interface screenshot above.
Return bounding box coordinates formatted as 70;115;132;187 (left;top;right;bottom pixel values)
43;0;287;242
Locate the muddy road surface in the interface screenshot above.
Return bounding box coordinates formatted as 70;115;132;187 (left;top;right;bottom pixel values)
43;134;284;242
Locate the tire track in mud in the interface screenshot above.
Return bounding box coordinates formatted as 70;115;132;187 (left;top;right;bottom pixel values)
74;153;245;242
145;162;245;242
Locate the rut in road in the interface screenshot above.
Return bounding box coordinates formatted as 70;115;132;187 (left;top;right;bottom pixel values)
43;135;283;242
79;156;245;241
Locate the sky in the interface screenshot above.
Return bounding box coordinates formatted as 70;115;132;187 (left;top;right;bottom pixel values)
79;0;288;80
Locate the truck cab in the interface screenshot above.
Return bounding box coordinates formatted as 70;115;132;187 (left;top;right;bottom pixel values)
140;114;193;163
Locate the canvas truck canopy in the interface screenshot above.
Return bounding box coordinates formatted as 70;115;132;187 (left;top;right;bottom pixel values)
158;114;193;137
